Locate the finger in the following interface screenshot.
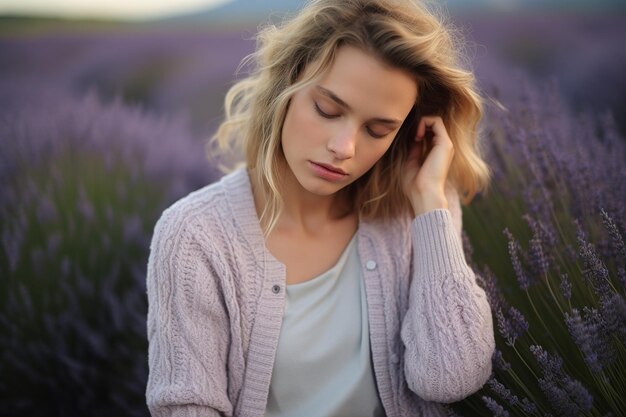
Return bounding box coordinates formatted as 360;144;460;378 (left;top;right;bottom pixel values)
419;116;453;149
416;117;426;140
417;116;441;141
420;115;446;137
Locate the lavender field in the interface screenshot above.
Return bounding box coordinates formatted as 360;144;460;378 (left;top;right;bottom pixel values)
1;10;625;417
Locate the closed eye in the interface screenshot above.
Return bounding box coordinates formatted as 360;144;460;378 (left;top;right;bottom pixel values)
314;103;340;119
366;126;391;139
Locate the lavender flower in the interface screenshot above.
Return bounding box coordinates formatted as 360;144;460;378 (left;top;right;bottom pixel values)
523;214;552;279
492;349;512;372
487;378;519;408
530;345;594;416
475;265;508;314
561;377;594;412
598;294;626;346
520;398;539;415
575;219;612;300
564;308;615;372
496;306;529;346
559;273;572;301
503;228;533;290
600;208;626;270
482;396;510;417
528;234;549;279
1;80;219;416
529;345;563;375
537;378;582;417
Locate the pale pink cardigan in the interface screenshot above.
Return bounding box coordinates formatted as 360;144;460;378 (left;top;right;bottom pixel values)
146;167;495;417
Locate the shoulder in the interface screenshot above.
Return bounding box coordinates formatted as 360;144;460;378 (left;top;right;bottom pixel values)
151;168;244;252
157;181;224;235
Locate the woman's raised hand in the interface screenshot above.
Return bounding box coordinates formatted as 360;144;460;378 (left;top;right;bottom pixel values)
402;115;455;216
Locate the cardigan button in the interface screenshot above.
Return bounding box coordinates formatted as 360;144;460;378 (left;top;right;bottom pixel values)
271;285;281;294
390;353;399;364
365;260;377;271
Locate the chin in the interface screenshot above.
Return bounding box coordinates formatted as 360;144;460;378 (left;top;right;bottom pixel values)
304;180;342;196
298;173;345;196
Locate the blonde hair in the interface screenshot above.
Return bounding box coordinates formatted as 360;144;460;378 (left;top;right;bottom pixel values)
210;0;491;236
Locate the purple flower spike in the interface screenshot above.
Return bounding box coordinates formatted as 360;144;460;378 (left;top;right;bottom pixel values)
475;265;507;313
530;345;563;375
574;219;612;300
564;309;605;372
520;398;538;414
523;215;552;280
487;377;519;408
503;228;533;290
537;378;582;417
482;395;510;417
530;345;594;416
600;208;626;269
561;377;593;412
492;349;512;372
559;274;572;301
496;306;529;346
598;294;626;346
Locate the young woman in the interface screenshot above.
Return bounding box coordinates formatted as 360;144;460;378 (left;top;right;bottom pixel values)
146;1;495;416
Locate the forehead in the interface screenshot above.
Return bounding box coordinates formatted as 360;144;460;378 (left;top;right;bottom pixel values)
312;45;417;118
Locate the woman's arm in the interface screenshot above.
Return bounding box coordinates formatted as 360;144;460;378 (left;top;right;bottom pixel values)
401;183;495;403
146;208;232;417
400;183;495;403
400;115;495;403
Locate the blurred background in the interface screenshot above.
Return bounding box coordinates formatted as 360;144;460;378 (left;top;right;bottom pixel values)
1;1;625;416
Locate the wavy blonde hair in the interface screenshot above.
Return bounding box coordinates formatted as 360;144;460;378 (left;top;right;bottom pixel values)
210;0;491;236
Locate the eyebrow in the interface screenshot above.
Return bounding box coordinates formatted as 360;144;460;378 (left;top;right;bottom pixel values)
315;86;403;125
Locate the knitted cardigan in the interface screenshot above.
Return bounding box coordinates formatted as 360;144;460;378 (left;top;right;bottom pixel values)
146;167;495;417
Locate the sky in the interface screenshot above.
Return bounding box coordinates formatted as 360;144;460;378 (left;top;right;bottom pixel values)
0;0;232;20
0;0;621;21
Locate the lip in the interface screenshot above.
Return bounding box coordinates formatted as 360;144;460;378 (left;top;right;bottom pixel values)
310;161;347;175
308;161;348;182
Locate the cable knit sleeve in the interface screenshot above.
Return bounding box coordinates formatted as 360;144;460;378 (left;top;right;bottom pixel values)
146;207;232;417
400;182;495;403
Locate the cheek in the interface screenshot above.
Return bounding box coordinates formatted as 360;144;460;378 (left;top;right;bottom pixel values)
282;98;316;146
362;140;394;168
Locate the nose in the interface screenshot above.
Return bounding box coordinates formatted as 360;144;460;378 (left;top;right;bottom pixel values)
327;125;357;160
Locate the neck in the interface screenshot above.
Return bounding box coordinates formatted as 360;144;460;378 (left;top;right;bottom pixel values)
249;165;353;235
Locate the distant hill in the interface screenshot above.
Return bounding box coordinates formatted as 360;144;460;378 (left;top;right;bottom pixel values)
0;15;136;36
158;0;306;25
159;0;626;25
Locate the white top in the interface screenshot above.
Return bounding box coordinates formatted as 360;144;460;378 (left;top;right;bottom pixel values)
265;233;386;417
